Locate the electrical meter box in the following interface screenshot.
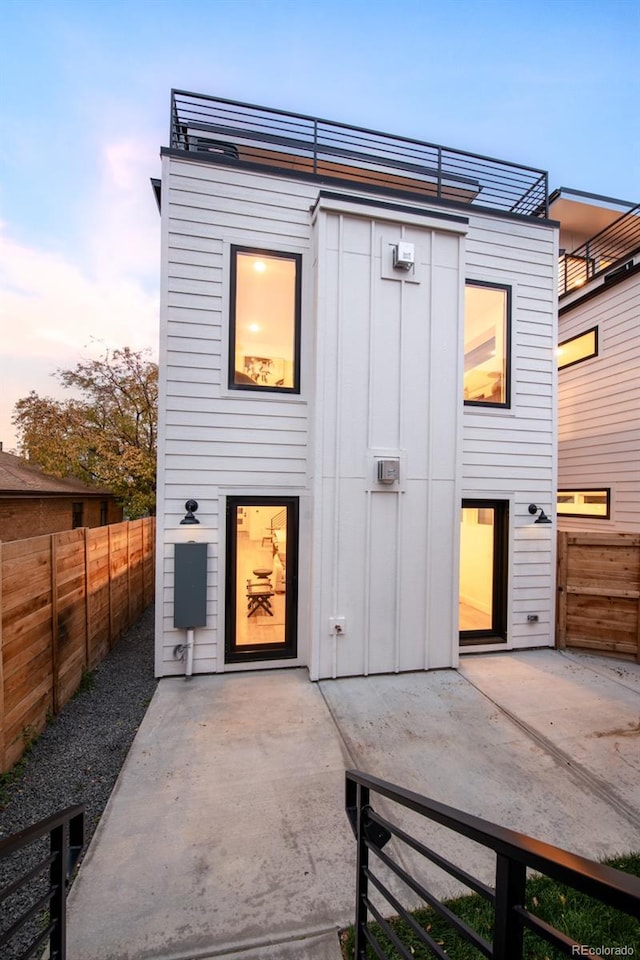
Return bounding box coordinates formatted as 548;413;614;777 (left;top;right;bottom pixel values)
174;542;208;629
377;459;400;484
392;241;415;270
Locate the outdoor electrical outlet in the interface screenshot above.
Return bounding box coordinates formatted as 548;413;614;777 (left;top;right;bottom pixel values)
330;617;346;636
527;614;539;622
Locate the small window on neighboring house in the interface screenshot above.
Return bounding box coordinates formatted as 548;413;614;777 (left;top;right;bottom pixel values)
557;326;598;370
229;247;301;392
72;502;84;529
100;501;108;525
464;282;511;407
557;489;610;519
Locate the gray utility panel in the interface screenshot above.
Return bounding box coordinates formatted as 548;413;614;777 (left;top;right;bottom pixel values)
174;542;208;629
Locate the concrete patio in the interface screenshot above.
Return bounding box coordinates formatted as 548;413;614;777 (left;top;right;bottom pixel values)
66;649;640;960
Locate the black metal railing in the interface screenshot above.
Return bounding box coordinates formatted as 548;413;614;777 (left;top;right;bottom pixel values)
346;770;639;959
0;805;84;960
559;202;640;296
169;90;549;219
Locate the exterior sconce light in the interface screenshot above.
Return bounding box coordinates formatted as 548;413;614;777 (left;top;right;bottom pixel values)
180;499;200;525
528;503;552;524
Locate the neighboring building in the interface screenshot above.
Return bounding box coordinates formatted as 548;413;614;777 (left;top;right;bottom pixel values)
552;189;639;532
0;450;123;542
154;90;558;680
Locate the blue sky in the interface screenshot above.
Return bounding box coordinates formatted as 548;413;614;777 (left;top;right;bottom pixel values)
1;0;639;449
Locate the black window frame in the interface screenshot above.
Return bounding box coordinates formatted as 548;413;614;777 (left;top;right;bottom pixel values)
228;246;302;394
557;487;610;520
557;325;598;371
459;499;509;646
71;502;84;529
224;495;299;663
463;280;512;410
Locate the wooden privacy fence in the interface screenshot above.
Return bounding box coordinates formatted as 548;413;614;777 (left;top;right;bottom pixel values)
0;518;155;773
556;531;640;661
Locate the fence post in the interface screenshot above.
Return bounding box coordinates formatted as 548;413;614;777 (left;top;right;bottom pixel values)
556;531;567;649
493;853;525;960
50;534;60;714
84;528;90;669
354;782;370;960
108;525;114;648
0;540;5;772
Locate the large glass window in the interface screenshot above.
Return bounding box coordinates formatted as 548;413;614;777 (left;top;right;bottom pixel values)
229;248;301;392
459;500;508;644
557;326;598;371
557;489;610;519
464;282;510;407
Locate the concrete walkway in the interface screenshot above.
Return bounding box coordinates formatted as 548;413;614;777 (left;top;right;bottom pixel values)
67;650;640;960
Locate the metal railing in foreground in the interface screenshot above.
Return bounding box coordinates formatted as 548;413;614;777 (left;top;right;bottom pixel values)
346;770;639;960
0;805;84;960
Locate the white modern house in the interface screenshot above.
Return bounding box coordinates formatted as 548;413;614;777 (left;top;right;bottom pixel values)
552;188;640;532
153;91;558;680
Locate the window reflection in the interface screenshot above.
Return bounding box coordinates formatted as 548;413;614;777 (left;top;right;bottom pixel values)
464;283;509;405
231;250;299;391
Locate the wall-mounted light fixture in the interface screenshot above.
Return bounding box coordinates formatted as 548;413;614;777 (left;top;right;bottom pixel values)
180;499;200;525
528;503;552;524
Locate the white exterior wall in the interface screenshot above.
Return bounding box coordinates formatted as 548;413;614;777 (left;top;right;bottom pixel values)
462;215;558;650
155;152;558;677
557;274;640;532
155;157;315;676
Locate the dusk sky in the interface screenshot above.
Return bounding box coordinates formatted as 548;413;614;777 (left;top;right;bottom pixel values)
1;0;638;451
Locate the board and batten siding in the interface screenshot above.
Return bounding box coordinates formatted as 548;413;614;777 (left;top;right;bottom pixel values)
310;198;467;678
557;274;640;533
462;213;558;649
155;157;316;676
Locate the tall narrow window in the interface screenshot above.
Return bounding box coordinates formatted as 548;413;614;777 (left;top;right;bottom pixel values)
459;500;508;645
72;502;84;529
464;282;511;407
229;248;301;392
225;497;298;663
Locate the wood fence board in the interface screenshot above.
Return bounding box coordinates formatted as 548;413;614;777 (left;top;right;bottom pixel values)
2;564;51;602
2;589;51;629
1;518;155;773
2;535;52;560
2;614;52;673
557;531;640;661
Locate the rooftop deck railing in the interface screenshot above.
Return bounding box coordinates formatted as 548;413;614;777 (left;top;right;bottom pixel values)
559;202;640;296
170;90;549;219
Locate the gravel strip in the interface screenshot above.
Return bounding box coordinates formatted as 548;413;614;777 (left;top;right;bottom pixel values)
0;603;158;959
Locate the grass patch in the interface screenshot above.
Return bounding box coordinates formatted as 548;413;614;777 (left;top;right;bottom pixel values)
340;853;640;959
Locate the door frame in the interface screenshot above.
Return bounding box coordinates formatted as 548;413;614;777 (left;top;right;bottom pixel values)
459;498;508;646
224;495;299;664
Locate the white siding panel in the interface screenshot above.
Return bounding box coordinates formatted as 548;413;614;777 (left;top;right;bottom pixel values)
157;158;315;673
463;210;557;651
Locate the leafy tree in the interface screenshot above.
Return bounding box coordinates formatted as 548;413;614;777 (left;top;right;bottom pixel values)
12;347;158;518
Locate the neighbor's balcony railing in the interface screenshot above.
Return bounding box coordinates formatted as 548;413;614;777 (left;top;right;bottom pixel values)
169;90;549;218
559;202;640;297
